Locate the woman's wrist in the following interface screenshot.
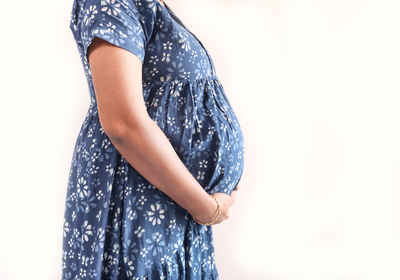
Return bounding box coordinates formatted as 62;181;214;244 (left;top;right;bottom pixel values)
189;193;218;223
192;194;221;225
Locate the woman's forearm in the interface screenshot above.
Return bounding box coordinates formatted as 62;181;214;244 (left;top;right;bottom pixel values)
103;115;216;222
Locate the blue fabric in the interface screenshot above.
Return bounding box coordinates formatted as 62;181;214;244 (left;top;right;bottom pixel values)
62;0;245;279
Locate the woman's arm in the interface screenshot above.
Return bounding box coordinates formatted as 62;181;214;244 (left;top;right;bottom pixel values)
87;37;220;223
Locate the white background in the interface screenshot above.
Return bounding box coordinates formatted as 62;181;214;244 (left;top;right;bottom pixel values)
0;0;399;279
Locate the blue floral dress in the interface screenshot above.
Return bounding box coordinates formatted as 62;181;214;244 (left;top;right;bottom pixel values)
61;0;245;279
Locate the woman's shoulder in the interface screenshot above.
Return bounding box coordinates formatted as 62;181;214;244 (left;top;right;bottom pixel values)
72;0;161;13
69;0;161;62
69;0;160;33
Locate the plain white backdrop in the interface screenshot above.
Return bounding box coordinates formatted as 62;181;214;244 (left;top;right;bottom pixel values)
0;0;399;279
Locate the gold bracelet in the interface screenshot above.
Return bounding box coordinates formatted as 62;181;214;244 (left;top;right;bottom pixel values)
192;194;221;226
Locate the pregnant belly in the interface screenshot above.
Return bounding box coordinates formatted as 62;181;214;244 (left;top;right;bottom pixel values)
146;78;245;195
188;88;244;194
183;83;245;195
186;109;245;195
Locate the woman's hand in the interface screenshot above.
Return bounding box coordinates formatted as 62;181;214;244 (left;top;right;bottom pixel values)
192;182;240;225
211;187;238;225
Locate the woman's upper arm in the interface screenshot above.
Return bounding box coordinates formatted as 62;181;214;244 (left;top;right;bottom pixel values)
88;37;149;138
75;0;158;138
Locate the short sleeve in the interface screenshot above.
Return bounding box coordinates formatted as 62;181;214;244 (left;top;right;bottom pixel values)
78;0;156;64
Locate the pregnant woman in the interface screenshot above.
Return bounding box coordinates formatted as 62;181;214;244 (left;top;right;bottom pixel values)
61;0;245;279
